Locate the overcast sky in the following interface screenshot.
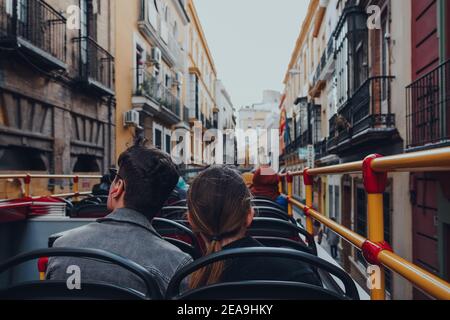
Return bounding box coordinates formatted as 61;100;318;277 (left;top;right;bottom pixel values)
195;0;308;110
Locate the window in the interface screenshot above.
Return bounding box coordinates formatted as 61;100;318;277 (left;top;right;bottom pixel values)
173;21;178;38
5;0;13;15
135;44;145;90
17;0;28;22
148;0;159;28
165;134;171;154
164;5;169;22
329;185;334;217
165;74;170;88
154;128;162;149
80;0;97;40
334;186;340;221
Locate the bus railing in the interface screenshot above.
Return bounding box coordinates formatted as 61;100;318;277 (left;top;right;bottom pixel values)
279;146;450;300
0;174;102;201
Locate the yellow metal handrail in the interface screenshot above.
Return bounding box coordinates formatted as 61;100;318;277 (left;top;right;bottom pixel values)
0;174;102;200
280;146;450;300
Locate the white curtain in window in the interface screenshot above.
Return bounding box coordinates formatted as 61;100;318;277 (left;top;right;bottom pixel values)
5;0;13;15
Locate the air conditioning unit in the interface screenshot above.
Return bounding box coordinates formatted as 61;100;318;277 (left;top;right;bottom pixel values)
123;110;140;128
174;72;183;86
150;47;162;66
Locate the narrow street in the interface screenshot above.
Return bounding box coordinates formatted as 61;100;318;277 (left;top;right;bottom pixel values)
0;0;449;302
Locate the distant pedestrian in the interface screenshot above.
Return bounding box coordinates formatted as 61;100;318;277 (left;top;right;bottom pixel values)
250;166;286;208
326;217;340;259
313;221;323;245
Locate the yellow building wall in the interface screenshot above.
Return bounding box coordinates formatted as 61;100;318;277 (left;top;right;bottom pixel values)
114;0;140;160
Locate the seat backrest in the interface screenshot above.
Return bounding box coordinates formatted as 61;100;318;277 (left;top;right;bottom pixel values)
249;218;317;255
0;248;162;300
0;281;147;300
152;218;203;258
160;206;188;220
251;199;285;211
167;199;187;207
254;236;313;255
173;281;348;300
166;248;359;300
253;206;297;224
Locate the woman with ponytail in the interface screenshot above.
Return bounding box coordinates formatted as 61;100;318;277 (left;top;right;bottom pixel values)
187;166;322;290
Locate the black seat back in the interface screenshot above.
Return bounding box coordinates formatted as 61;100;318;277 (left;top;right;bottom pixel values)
0;248;162;300
167;199;187;207
166;248;359;300
251;199;285;211
175;281;348;300
1;281;146;300
253;206;297;224
160;206;188;220
152;218;202;259
249;218;317;255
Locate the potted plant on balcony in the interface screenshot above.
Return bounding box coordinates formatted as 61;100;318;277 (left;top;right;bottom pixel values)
335;114;353;135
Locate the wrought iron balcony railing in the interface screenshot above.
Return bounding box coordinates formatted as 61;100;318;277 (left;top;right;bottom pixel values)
285;130;312;156
73;37;115;95
0;0;66;65
328;76;396;150
406;59;450;150
135;69;181;119
314;139;328;160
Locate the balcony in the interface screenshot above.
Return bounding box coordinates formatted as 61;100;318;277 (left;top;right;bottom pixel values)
285;129;312;156
0;0;66;70
138;3;186;69
310;36;335;97
314;139;328;161
327;76;397;154
73;37;115;96
406;59;450;151
133;68;181;125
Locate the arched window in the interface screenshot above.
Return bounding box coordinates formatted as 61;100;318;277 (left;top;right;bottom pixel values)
0;147;47;171
73;155;100;173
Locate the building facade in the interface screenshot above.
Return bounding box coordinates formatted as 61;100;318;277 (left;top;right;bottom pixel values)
405;0;450;300
0;0;116;197
238;90;281;166
280;0;450;299
115;0;190;158
185;0;218;169
215;79;235;131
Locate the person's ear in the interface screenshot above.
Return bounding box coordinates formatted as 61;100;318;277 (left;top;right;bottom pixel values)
246;207;255;228
111;180;125;199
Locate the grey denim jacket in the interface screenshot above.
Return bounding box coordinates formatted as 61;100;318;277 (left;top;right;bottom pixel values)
46;208;193;296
